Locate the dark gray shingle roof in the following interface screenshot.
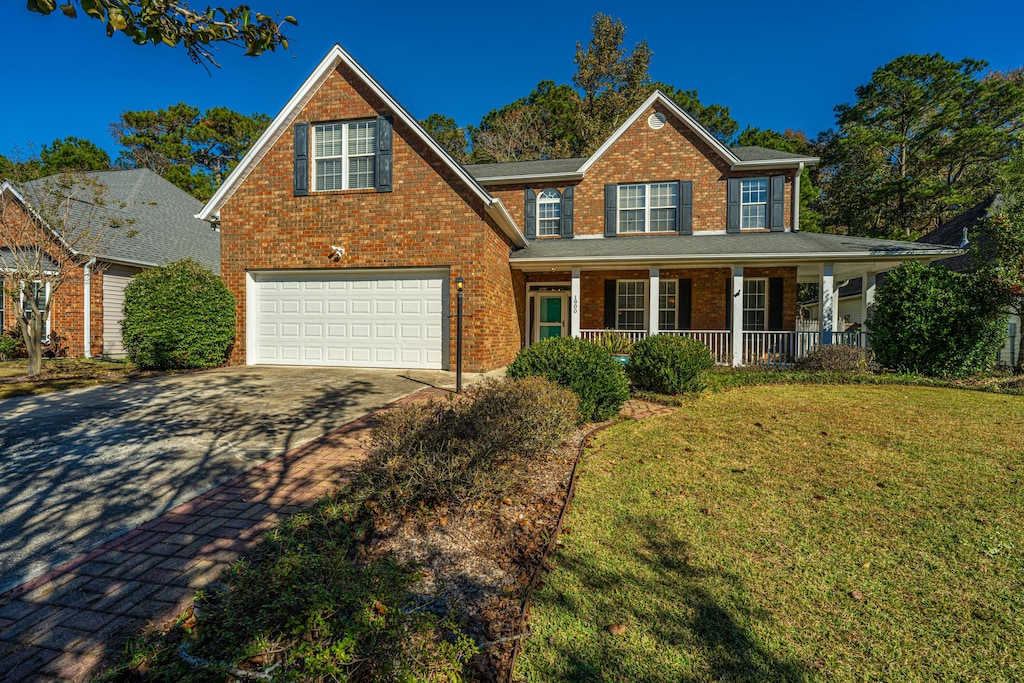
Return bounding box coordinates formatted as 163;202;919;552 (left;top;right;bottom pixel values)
730;146;816;162
20;169;220;273
463;158;588;180
510;231;961;262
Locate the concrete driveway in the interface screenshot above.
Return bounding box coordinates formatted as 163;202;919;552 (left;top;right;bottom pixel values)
0;366;460;594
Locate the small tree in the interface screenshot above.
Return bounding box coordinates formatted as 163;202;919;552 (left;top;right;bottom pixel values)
867;261;1006;377
0;170;133;376
121;259;235;369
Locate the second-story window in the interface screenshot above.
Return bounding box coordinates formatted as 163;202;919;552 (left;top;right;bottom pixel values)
313;120;376;191
740;178;768;229
618;182;678;234
538;189;561;236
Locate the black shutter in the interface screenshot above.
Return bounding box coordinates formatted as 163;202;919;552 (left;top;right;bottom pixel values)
726;178;741;233
293;122;309;197
604;279;617;329
678;279;692;330
769;175;785;231
678;180;693;235
769;277;784;330
724;276;733;328
604;184;617;237
375;115;393;192
561;186;574;238
524;189;537;239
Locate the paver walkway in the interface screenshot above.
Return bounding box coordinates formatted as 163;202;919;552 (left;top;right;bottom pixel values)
0;389;671;682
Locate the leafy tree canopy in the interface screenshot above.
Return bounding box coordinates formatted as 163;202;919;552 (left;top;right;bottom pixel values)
819;54;1024;239
39;136;112;175
111;102;270;201
26;0;295;68
419;113;469;164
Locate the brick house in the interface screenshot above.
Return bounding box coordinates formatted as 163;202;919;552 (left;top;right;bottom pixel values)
199;45;961;373
0;169;220;358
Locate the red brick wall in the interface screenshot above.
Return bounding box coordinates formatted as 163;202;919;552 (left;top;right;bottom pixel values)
489;102;795;235
218;64;522;372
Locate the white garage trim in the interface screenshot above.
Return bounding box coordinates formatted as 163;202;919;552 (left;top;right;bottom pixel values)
246;268;449;369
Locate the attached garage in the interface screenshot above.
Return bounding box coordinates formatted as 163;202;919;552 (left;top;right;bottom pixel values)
248;269;448;369
101;264;142;358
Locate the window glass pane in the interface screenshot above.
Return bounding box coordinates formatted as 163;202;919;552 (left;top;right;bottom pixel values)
740;178;768;229
538;219;560;236
616;281;645;330
650;183;678;208
619;209;645;233
539;296;562;323
316;159;344;191
314;124;344;158
650;208;677;232
348;120;376;156
742;280;767;331
348;156;375;189
618;184;646;209
741;178;767;203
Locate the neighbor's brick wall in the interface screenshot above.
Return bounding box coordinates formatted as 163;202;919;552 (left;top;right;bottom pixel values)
489;101;795;235
219;63;522;372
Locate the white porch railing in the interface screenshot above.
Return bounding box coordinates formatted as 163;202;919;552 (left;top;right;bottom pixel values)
580;329;648;344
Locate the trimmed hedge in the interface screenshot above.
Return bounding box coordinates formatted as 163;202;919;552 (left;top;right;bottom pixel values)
506;336;629;422
867;262;1006;378
795;345;878;374
626;334;715;394
121;259;235;370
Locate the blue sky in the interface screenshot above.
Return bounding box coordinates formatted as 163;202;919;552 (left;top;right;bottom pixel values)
2;0;1022;161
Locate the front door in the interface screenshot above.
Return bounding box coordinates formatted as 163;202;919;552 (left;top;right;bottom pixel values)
537;294;566;342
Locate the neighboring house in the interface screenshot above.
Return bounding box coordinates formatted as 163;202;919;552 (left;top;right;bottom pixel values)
804;198;1021;367
0;169;220;358
198;44;961;372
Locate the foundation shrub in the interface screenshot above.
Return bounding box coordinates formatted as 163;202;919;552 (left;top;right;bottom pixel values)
626;334;715;394
0;333;16;360
795;345;879;373
506;336;629;421
361;377;578;511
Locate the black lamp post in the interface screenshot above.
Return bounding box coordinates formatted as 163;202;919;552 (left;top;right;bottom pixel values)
455;276;465;393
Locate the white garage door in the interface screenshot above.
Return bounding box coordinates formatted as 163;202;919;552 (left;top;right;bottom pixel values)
250;270;447;369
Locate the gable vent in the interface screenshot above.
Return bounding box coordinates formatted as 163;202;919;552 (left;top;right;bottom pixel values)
647;112;667;130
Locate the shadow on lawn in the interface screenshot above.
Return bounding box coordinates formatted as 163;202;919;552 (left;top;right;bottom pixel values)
535;515;810;683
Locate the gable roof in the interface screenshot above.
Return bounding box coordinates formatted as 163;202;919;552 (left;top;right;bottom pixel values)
463;158;588;184
577;91;819;175
15;169;220;272
197;44;526;248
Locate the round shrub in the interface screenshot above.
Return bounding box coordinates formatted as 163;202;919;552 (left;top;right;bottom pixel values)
867;262;1006;378
626;334;715;394
0;333;17;361
506;336;629;422
121;259;235;370
795;345;878;373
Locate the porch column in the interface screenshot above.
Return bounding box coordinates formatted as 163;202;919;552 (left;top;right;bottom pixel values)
571;268;581;338
820;263;835;345
731;265;744;366
860;271;876;332
648;267;660;337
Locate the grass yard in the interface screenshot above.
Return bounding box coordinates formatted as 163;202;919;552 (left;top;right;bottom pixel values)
0;358;169;399
518;385;1024;682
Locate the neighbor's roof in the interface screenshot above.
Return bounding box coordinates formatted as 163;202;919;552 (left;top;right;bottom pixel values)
509;231;962;266
731;146;813;162
0;247;59;271
463;158;588;182
19;169;220;273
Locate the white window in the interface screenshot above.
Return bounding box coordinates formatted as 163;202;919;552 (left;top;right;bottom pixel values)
313;120;376;191
617;183;678;234
741;178;768;229
659;279;677;331
20;280;51;341
616;280;646;330
743;278;767;331
538;189;561;236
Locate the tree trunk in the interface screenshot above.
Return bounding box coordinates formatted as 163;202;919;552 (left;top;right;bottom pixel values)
23;314;43;377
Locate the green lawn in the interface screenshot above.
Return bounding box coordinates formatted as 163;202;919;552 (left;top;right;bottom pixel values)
0;357;167;399
518;385;1024;682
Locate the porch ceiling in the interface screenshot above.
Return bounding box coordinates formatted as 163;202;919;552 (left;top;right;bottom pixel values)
511;232;960;273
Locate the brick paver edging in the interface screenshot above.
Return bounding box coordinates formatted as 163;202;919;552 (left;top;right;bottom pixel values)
0;387;449;683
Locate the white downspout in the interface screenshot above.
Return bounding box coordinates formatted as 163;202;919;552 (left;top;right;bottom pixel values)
792;162;804;232
83;257;97;358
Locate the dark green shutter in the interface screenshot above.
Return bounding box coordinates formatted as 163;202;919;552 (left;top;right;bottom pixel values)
678;279;692;330
375;115;393;192
726;178;741;233
561;186;574;238
524;189;537;239
604;279;617;328
293;122;309;197
678;180;693;235
604;184;617;237
769;277;784;330
769;175;785;231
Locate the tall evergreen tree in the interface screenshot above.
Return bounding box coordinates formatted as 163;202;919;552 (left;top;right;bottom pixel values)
420;114;470;163
39;136;111;175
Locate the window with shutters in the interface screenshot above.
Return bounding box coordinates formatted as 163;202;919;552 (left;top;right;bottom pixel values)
616;280;646;330
617;183;678;233
740;178;768;229
659;279;678;331
742;278;767;331
537;189;561;236
313;120;376;191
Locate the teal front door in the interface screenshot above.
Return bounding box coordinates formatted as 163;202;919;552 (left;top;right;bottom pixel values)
538;295;565;341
